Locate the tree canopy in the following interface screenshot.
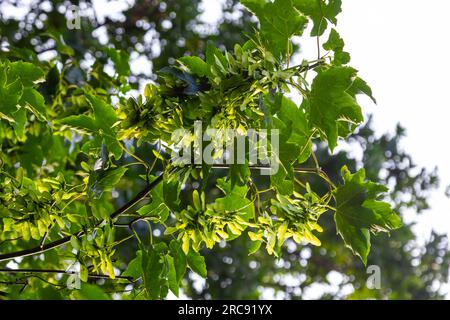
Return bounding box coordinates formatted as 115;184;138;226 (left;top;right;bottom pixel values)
0;0;448;300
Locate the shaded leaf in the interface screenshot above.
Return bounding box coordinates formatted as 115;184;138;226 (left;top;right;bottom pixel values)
310;66;363;151
242;0;307;57
179;56;210;78
9;61;45;87
293;0;342;36
333;166;402;264
105;48;130;77
323;29;350;66
187;249;207;278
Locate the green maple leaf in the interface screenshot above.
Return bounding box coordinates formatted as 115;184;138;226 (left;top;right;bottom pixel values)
179;56;211;78
137;177;170;222
293;0;342;36
141;248;165;299
270;96;312;195
242;0;307;58
348;77;377;104
276;96;312;163
323;29;350;66
105;48;130;77
333;166;402;265
1;61;48;139
187;249;207;278
309;66;364;151
8;61;45;87
169;240;187;284
58;92;122;158
122;250;143;279
0;61;22;115
20;88;48;119
0;62;25;139
213;178;254;220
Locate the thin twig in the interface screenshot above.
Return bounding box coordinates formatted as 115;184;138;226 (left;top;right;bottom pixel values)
0;268;134;282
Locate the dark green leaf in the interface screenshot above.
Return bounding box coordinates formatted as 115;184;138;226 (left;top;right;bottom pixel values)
179;56;210;78
9;61;45;87
187;249;207;278
242;0;307;57
105;48;130;77
141;249;165;299
348;77;377;104
169;240;187;284
20;88;47;119
276;96;311;163
75;283;111;300
89;167;127;198
0;62;23;117
58;115;98;133
333;166;402;264
167;255;179;296
85;93;122;158
310;66;364;151
293;0;342;36
323;29;350;66
163;172;182;212
123;250;143;279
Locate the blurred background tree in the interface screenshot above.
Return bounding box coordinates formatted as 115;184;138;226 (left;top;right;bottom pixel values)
1;0;448;299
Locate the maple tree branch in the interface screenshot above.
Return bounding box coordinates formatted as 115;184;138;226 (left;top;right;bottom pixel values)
284;59;325;73
0;164;322;263
0;268;133;281
0;172;166;263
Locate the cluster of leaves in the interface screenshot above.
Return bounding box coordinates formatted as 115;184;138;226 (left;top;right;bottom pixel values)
117;40;294;143
192;121;447;300
0;60;46;140
0;0;403;299
123;240;206;299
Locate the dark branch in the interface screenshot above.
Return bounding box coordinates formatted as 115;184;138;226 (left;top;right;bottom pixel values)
0;268;133;281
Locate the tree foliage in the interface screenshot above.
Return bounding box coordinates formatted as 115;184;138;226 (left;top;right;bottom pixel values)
0;0;444;300
191;121;449;299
